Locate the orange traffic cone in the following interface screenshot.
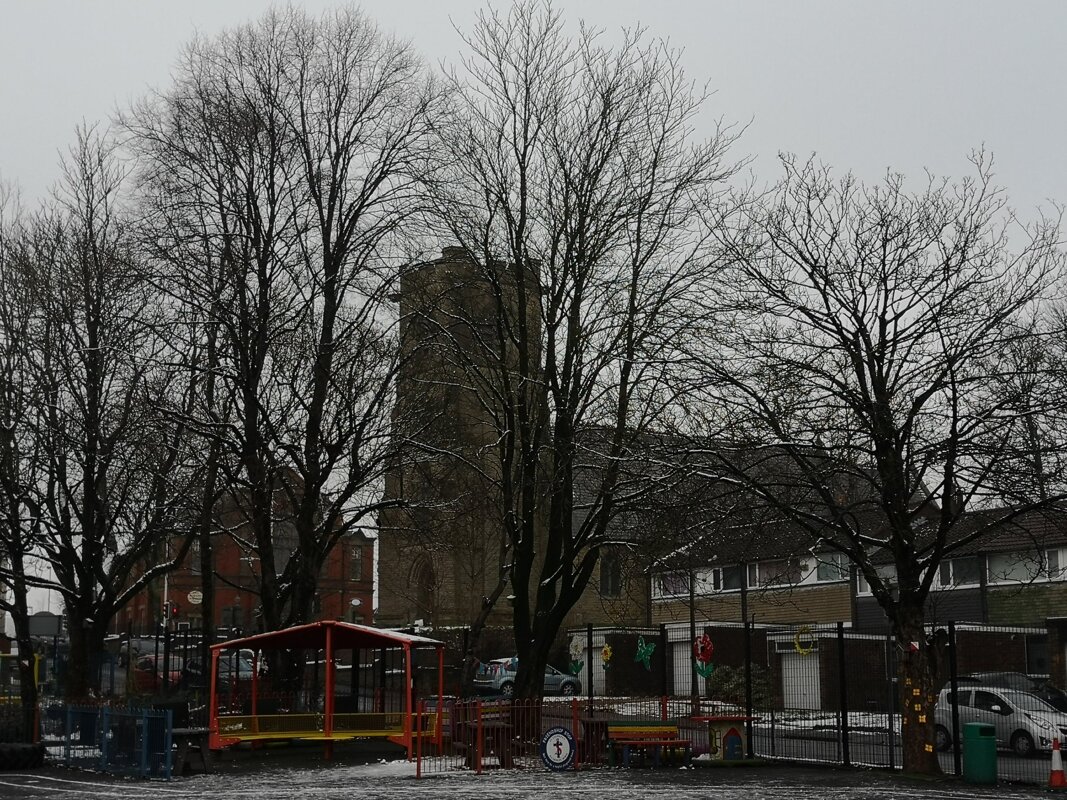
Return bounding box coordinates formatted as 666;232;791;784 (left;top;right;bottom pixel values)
1051;737;1067;789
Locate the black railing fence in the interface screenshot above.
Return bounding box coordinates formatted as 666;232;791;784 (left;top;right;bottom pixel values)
484;619;1057;785
15;619;1063;784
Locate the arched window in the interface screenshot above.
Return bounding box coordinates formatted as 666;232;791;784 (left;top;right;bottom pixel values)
411;556;436;624
600;553;622;598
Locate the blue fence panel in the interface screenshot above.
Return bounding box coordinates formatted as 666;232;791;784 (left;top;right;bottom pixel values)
55;705;173;780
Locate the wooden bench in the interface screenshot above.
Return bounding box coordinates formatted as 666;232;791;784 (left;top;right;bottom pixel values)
606;720;691;767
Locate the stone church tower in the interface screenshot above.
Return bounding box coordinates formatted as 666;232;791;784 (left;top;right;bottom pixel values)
377;246;650;635
376;247;533;629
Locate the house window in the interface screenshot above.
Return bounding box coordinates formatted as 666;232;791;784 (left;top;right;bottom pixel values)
350;546;363;581
748;559;802;588
714;565;744;592
987;550;1062;584
652;571;690;599
600;554;622;598
815;553;849;583
938;556;981;588
857;564;897;595
190;538;201;574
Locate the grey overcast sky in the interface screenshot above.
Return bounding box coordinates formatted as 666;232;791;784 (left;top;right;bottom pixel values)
2;1;1067;220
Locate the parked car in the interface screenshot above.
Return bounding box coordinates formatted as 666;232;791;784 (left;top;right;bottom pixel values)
118;637;161;667
935;685;1067;756
472;657;582;696
957;671;1067;713
131;654;184;693
182;651;263;690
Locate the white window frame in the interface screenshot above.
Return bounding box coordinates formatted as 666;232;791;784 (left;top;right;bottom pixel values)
856;565;897;596
652;565;744;600
936;555;982;589
652;570;690;599
814;552;850;583
748;558;803;588
709;565;744;593
986;548;1064;585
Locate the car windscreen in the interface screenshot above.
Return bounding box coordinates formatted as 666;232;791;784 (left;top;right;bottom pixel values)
1006;690;1058;713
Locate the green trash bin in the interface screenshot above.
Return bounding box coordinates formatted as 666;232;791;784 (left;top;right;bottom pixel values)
962;722;997;784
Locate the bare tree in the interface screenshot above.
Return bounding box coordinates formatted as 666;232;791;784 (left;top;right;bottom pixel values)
0;182;49;731
425;1;738;697
11;127;198;699
689;154;1065;773
126;6;440;643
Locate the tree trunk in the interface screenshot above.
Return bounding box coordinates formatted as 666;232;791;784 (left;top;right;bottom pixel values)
893;603;942;775
461;596;505;695
199;525;215;689
64;612;107;701
10;596;37;742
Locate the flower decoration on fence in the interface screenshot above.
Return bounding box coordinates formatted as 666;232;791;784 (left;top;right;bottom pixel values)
793;624;815;656
569;638;584;675
601;643;613;670
693;633;715;678
634;636;656;671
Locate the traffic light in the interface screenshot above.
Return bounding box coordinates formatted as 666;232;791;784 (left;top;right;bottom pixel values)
170;602;180;619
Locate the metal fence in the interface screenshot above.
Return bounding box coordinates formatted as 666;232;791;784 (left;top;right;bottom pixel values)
41;704;173;780
533;620;1059;785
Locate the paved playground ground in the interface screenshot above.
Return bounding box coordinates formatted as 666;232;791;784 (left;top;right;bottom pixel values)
0;760;1051;800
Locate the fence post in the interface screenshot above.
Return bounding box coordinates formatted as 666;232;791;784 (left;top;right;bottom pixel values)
744;617;754;759
948;620;961;776
886;633;895;770
837;621;850;767
164;708;173;781
99;707;109;771
141;708;150;778
571;699;580;768
476;700;484;776
657;622;665;699
64;706;72;765
586;624;594;719
416;700;423;779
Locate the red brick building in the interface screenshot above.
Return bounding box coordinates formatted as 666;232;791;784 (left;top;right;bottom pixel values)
116;526;375;633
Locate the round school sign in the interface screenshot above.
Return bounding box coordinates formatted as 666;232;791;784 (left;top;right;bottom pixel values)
540;726;576;771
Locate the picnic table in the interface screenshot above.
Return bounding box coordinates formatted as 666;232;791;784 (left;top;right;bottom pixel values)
606;718;691;767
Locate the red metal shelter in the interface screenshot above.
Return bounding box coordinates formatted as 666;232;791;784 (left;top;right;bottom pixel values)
208;620;445;759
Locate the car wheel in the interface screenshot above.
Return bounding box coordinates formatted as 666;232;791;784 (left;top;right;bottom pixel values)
1011;730;1035;758
934;725;951;752
500;682;514;697
561;682;576;696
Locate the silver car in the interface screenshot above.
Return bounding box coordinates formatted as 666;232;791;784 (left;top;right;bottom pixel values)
935;685;1067;756
472;657;582;696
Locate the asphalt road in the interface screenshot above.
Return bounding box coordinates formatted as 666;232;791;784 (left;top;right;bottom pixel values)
752;729;1051;785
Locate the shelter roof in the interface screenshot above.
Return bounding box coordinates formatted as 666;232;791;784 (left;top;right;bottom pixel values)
212;621;444;652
